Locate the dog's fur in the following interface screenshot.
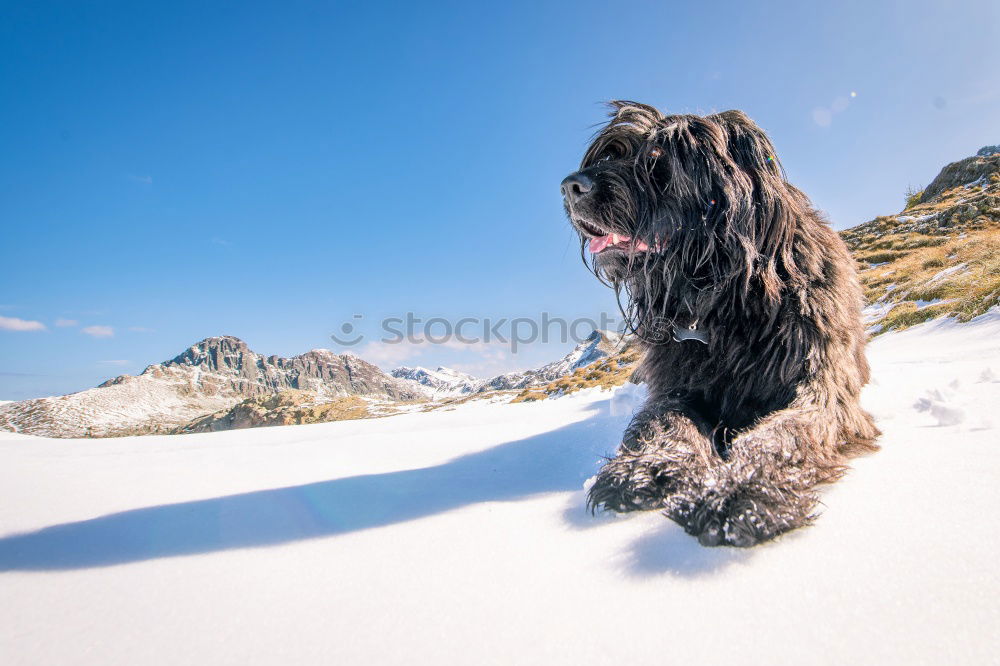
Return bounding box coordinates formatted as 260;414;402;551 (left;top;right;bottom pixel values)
563;102;879;547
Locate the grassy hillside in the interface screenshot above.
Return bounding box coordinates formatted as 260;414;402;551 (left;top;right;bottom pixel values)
841;152;1000;333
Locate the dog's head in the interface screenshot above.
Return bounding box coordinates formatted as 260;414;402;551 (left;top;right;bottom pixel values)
562;102;802;297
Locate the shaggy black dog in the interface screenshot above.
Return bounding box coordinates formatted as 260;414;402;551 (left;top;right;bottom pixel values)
562;102;879;547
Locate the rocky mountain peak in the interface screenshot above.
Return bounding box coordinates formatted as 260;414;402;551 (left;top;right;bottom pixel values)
919;152;1000;203
166;335;255;372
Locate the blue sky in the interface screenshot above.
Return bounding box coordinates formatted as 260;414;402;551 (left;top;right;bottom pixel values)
1;0;998;400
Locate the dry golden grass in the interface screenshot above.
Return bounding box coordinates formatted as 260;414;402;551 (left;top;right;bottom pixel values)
175;390;375;432
287;395;371;424
855;224;1000;332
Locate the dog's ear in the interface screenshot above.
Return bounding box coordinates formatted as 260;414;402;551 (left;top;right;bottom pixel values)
710;111;802;297
606;100;664;130
711;110;783;179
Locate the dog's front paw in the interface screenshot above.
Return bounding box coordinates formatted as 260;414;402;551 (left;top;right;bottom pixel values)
667;481;816;547
586;450;676;514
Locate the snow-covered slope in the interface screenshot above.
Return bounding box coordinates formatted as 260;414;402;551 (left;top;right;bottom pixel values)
1;314;998;664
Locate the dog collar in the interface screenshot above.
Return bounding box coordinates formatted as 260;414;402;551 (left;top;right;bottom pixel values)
672;322;709;345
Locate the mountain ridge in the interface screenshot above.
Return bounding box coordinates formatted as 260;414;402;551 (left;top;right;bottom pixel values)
0;336;420;438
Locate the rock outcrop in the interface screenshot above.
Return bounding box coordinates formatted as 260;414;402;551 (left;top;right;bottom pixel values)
175;390;372;434
919;153;1000;202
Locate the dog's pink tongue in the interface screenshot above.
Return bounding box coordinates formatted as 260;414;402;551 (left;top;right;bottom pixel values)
589;235;614;253
590;234;651;253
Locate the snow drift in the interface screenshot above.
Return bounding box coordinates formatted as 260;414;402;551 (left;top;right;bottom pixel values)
1;313;998;665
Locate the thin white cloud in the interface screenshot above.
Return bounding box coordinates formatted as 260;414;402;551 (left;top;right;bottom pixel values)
128;326;154;332
438;338;509;360
81;325;114;338
0;316;46;332
128;174;153;185
351;340;425;367
447;343;520;377
55;318;78;327
449;360;514;377
351;337;517;374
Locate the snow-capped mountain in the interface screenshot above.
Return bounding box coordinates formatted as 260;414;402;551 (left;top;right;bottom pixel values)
390;366;484;398
530;328;625;379
391;329;627;398
0;336;421;438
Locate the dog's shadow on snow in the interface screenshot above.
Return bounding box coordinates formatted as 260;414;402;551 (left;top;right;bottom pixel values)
623;524;752;577
561;494;752;578
1;402;743;576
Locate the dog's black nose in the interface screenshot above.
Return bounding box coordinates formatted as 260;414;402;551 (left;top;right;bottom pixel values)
561;173;593;203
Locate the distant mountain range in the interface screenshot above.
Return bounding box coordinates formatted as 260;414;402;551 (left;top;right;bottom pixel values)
0;330;630;438
0;336;421;438
391;329;624;397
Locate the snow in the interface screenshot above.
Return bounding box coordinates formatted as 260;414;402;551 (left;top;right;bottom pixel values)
896;212;938;223
928;262;968;284
963;175;988;189
2;314;1000;664
862;300;895;324
914;298;953;310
